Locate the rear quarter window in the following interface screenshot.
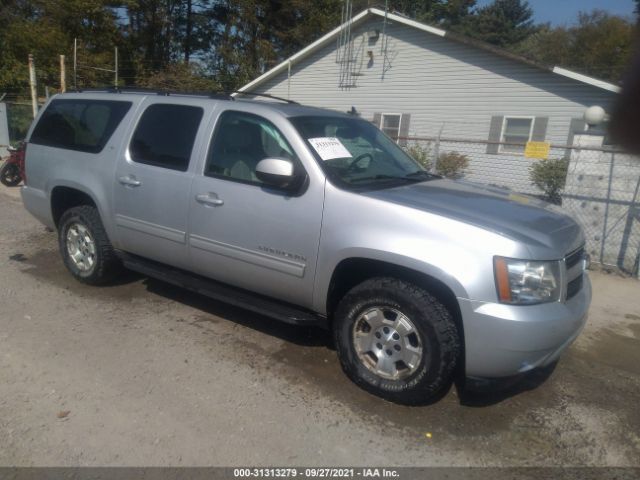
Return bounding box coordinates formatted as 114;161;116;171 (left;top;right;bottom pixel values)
30;99;132;153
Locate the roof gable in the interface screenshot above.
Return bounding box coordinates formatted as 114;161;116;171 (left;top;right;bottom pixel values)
237;8;620;95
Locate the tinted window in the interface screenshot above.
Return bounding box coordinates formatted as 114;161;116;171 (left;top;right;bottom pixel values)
206;111;296;183
130;104;203;171
30;99;132;153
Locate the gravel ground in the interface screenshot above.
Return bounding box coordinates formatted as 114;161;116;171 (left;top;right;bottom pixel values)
1;185;639;467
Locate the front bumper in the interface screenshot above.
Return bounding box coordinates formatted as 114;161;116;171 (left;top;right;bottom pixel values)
458;274;591;378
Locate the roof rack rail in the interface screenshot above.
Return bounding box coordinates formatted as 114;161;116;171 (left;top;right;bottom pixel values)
73;86;233;100
232;91;298;104
71;87;298;104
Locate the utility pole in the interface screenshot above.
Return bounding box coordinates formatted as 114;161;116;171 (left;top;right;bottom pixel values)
73;38;77;89
184;0;193;62
60;55;66;93
114;47;118;88
28;54;38;118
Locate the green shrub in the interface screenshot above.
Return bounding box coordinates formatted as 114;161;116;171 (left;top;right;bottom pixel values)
436;151;469;178
404;143;432;170
529;158;569;205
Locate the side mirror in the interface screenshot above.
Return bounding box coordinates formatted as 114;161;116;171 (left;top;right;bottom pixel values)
255;158;298;188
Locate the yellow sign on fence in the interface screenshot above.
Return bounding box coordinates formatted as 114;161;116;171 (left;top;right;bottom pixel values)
525;141;551;159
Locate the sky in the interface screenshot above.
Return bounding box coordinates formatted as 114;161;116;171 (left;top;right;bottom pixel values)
475;0;636;25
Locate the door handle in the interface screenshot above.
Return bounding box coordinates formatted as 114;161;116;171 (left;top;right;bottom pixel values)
118;175;141;187
195;193;224;207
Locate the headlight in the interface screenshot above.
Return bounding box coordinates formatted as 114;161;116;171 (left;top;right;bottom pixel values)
494;257;561;305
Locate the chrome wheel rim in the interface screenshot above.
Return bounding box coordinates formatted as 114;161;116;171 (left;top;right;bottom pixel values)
352;307;424;381
66;223;96;272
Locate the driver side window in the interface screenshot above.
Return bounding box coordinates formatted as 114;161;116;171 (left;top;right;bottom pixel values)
206;111;296;184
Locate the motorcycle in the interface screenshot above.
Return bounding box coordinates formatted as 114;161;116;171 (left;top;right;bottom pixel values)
0;142;25;187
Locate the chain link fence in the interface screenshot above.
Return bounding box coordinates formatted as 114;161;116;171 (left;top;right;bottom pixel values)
402;135;640;276
563;144;640;274
1;101;33;157
5;102;33;143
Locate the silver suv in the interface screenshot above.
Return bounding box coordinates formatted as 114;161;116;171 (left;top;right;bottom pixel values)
21;91;590;404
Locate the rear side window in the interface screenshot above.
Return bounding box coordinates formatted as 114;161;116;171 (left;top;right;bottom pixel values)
30;99;132;153
129;104;203;171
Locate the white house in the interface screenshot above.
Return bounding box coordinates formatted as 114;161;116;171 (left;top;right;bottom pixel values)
237;8;619;193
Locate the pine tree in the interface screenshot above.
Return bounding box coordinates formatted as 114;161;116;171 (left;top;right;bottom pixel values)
459;0;536;47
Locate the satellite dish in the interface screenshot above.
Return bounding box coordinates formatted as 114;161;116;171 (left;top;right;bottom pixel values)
584;106;607;126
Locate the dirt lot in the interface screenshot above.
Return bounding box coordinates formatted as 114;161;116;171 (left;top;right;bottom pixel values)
1;186;639;467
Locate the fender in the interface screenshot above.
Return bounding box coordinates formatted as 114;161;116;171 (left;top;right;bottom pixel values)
48;180;115;241
312;181;522;314
313;248;470;315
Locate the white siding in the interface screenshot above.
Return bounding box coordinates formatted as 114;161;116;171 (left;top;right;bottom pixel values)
250;17;617;193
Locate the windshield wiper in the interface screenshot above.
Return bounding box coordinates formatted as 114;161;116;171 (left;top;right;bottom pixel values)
349;174;417;184
348;171;440;185
404;170;440;180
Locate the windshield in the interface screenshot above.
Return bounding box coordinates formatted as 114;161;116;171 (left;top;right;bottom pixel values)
290;115;436;189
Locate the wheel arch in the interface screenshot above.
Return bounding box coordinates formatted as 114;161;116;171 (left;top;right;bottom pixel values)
50;184;100;228
325;257;465;345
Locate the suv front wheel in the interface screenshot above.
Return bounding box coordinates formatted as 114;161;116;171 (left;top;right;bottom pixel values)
334;277;460;405
58;205;122;285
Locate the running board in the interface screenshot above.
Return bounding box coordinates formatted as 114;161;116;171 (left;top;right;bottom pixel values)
119;253;327;328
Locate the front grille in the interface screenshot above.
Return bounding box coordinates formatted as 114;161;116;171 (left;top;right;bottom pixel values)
566;274;584;300
564;245;585;301
565;246;584;270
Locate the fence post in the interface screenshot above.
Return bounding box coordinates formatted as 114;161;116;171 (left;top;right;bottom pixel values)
60;55;66;93
433;123;444;172
600;151;615;264
619;174;640;273
28;54;38;119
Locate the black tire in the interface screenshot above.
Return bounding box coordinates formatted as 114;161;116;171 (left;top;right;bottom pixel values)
58;205;122;285
0;162;22;187
334;277;460;405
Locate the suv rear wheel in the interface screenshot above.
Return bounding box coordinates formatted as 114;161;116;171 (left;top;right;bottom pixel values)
58;205;121;285
334;277;460;405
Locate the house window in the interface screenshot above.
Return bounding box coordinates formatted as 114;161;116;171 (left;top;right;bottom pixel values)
500;117;534;154
381;114;402;142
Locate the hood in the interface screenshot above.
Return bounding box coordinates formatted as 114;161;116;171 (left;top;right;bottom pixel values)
364;178;583;257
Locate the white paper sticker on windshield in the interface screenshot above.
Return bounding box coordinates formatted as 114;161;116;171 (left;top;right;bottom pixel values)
308;137;352;161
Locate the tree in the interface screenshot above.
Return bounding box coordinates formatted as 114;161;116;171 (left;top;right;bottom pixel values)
512;24;572;68
0;0;121;95
119;0;192;70
207;0;345;91
351;0;476;29
570;10;635;83
1;0;631;97
459;0;536;47
513;10;635;83
434;0;477;28
136;62;219;90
